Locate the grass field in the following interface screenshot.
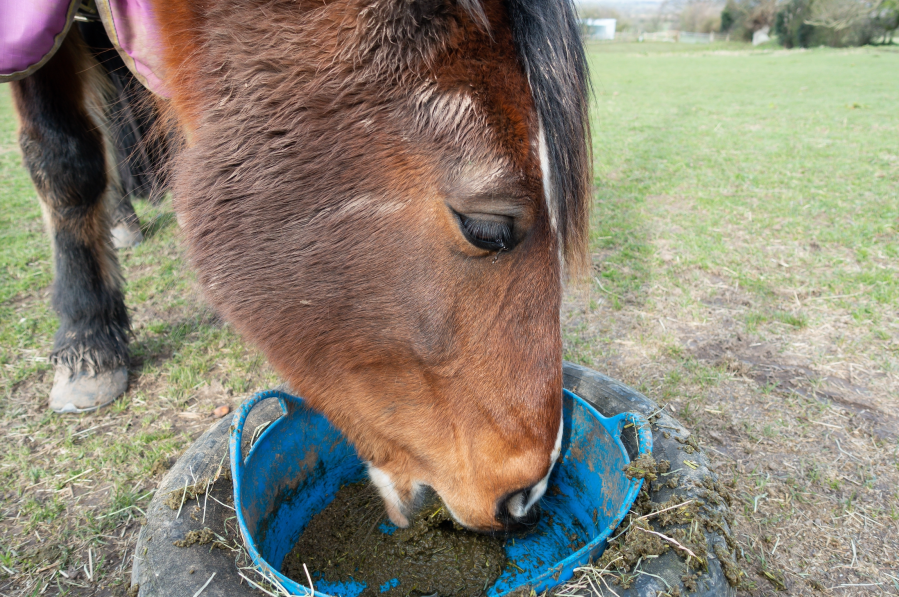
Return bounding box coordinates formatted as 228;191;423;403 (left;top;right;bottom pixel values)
565;43;899;595
1;42;898;596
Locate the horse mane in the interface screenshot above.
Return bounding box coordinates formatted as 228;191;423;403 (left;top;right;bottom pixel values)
505;0;592;275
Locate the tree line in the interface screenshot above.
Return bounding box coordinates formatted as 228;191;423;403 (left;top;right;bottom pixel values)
721;0;899;46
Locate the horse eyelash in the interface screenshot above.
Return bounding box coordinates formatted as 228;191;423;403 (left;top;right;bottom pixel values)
460;216;513;252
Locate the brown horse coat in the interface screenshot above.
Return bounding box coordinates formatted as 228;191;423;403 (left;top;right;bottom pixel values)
155;0;590;530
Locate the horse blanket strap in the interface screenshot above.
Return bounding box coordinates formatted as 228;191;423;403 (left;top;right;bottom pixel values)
0;0;169;97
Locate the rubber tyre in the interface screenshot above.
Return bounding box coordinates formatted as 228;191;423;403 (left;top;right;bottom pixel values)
131;365;737;596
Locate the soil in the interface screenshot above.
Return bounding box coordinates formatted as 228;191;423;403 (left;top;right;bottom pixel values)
560;257;899;595
282;483;506;597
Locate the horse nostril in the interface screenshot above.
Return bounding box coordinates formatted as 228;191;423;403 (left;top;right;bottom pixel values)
496;490;541;531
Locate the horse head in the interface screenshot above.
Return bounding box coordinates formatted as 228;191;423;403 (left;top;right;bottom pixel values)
160;0;590;531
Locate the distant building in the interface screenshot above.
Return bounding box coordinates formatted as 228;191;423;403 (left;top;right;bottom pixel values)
752;26;771;46
581;18;617;40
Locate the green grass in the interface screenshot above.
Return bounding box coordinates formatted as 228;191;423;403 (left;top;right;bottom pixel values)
0;90;53;304
566;43;899;595
587;44;899;325
0;89;56;398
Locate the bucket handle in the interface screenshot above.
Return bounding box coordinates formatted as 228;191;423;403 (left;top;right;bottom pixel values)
230;389;318;596
608;411;653;460
230;389;297;478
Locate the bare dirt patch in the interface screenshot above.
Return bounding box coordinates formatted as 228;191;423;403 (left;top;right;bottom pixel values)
688;335;898;442
563;251;899;595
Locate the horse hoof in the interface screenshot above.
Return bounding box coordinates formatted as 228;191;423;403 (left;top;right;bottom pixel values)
111;222;144;249
49;367;129;413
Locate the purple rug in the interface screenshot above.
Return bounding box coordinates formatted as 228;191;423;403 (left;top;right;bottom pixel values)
1;0;168;96
0;0;78;80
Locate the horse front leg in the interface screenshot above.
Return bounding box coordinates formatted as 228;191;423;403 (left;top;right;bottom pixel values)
11;29;130;413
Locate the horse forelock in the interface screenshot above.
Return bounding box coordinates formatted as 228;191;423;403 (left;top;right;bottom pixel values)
506;0;592;276
408;0;593;275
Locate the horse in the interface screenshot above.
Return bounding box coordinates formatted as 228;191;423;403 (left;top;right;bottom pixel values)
7;0;590;532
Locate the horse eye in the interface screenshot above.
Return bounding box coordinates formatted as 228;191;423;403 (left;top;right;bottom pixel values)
457;214;514;252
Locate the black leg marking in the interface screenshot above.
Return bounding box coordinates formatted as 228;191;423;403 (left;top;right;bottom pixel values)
11;28;130;411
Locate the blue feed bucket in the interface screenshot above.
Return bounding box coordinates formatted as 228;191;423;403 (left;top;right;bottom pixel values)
230;389;652;596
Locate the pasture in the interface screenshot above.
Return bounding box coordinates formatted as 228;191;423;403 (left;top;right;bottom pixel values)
1;41;898;596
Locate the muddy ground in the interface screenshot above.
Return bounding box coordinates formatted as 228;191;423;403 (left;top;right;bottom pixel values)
560;259;899;596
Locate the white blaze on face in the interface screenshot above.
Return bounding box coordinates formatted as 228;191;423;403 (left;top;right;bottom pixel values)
367;464;410;528
537;120;557;234
537;119;564;274
507;412;564;519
